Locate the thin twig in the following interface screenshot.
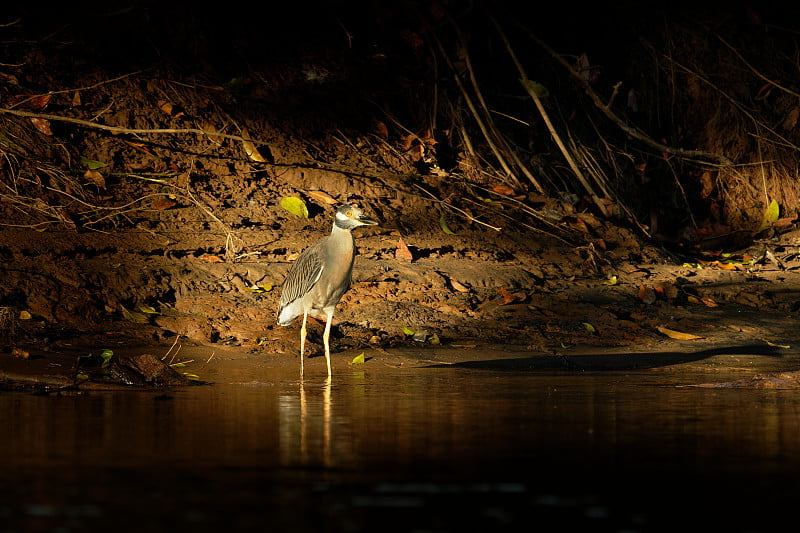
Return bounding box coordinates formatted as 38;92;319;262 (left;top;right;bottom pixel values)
0;107;268;147
517;24;732;166
429;30;519;185
8;70;147;109
449;19;543;192
413;182;502;231
491;17;609;216
716;34;800;100
668;58;800;155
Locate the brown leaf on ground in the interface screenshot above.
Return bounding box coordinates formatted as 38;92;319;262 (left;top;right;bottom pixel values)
396;237;413;262
371;119;389;139
499;287;526;305
122;140;155;156
199;253;223;263
29;117;52;135
152;197;177;210
566;217;589;233
400;134;414;151
638;285;656;304
449;278;469;292
158;100;174;115
710;260;739;271
241;128;267;162
656;326;703;340
491;184;515;196
15;93;51;110
307;190;338;205
11;347;30;359
84;169;105;189
700;171;715;199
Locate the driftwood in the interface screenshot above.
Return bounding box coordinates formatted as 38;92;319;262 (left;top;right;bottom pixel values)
109;352;189;387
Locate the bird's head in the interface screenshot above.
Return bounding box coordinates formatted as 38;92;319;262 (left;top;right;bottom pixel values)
334;204;379;230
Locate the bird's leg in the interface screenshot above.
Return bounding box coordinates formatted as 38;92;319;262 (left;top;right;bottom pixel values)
300;310;308;377
323;311;333;376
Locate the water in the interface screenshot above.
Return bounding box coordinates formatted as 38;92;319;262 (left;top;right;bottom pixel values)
2;354;800;531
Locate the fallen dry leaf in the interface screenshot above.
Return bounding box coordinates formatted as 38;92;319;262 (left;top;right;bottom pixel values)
449;278;469;292
29;117;52;135
638;285;657;304
157;100;174;115
396;237;413;262
656;326;703;340
783;106;799;130
567;217;589;233
122;140;155;156
199;254;223;263
711;261;739;271
400;134;415;152
72;91;82;107
701;297;718;307
152;197;177;210
491;184;515;196
499;287;526;305
773;216;797;229
15;93;51;110
307;190;338;205
765;340;791;349
11;347;30;359
84;169;105;189
371;119;389;139
241;128;267;163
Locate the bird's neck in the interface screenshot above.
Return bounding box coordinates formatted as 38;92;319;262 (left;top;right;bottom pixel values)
330;224;355;249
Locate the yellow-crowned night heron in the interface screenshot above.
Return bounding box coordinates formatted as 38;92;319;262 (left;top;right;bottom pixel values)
277;204;378;375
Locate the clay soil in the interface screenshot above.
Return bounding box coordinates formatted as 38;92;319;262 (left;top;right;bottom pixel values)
3;3;800;387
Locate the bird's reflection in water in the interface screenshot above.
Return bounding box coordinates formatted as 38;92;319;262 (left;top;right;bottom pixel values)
293;375;332;468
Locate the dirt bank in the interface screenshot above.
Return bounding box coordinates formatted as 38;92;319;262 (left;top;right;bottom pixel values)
3;3;800;387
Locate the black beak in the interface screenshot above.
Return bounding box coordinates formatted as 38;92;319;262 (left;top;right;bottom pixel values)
358;214;379;226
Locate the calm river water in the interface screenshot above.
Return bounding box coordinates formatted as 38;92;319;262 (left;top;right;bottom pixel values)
2;353;800;531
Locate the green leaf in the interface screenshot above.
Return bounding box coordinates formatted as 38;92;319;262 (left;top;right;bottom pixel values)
758;199;779;232
99;349;113;368
428;333;440;345
349;352;365;365
182;372;200;381
76;373;89;380
521;79;550;98
402;325;417;336
80;156;107;170
582;322;596;334
121;305;149;324
602;275;618;286
138;304;158;314
281;196;309;218
439;213;456;235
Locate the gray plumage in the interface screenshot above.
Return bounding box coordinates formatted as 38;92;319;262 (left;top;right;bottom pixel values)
278;204;378;376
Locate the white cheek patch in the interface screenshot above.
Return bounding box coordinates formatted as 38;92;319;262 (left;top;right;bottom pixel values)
335;211;350;221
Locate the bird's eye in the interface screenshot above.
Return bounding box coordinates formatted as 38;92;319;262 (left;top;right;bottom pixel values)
345;210;353;217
